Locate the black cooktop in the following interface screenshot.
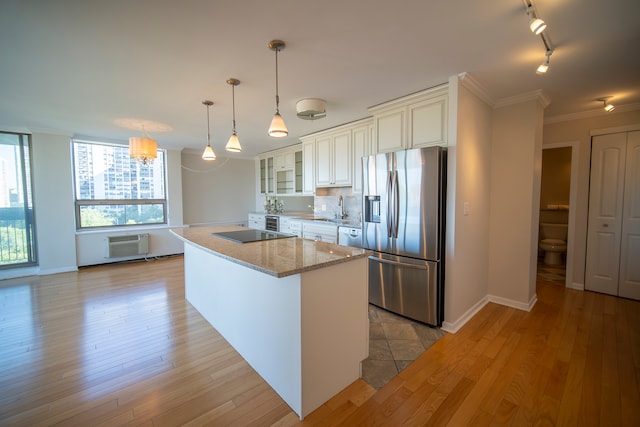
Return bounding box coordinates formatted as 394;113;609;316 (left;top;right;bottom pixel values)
212;229;296;244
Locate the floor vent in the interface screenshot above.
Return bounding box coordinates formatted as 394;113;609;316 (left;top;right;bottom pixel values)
105;234;149;258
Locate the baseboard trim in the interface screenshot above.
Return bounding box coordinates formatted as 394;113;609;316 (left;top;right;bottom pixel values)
488;293;538;312
568;282;584;291
441;296;489;334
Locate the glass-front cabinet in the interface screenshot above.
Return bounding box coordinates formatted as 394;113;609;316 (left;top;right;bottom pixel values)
259;145;305;196
259;156;275;194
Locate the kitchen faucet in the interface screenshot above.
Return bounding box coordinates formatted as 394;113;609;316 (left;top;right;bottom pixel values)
338;195;347;219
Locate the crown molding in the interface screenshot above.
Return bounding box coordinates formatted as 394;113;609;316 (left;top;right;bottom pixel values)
544;102;640;124
494;89;550;109
457;72;495;107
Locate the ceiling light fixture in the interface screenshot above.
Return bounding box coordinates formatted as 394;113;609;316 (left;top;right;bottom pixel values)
526;5;546;35
296;98;327;120
268;39;288;138
525;0;555;75
598;97;616;112
202;100;216;161
129;127;157;165
225;78;242;152
536;49;552;75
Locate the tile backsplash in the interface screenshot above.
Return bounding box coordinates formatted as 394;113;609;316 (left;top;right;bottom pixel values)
314;187;362;223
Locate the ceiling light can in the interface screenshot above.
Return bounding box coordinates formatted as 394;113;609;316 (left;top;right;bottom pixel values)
296;98;327;120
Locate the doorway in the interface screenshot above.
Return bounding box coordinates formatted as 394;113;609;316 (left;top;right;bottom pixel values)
537;142;578;288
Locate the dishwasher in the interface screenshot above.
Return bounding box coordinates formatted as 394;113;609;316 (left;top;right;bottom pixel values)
338;226;362;248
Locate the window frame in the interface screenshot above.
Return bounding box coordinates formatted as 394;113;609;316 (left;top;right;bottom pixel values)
72;139;168;230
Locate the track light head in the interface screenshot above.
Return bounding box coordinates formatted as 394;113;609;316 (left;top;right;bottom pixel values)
527;5;547;35
598;97;615;112
536;50;552;75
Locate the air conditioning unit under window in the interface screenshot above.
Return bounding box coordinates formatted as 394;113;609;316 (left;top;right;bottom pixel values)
105;234;149;258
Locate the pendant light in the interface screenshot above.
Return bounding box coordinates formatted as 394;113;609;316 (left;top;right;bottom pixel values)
268;39;288;138
225;78;242;152
129;126;157;165
202;100;216;161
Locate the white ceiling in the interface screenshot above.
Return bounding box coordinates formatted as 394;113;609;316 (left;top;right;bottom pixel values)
1;0;639;158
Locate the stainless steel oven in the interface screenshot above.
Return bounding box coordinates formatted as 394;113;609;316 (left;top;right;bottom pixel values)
265;215;279;231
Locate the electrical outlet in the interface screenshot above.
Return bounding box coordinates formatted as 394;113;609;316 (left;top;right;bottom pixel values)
463;202;469;216
321;204;326;212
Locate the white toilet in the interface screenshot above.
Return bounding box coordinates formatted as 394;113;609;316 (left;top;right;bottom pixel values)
539;223;568;265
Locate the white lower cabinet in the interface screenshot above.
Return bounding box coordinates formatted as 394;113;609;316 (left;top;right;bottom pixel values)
248;213;266;230
302;222;338;244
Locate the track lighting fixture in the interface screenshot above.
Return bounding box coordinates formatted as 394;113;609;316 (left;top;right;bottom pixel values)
268;39;288;138
525;0;555;75
536;50;552;75
225;78;242;152
598;97;616;112
526;5;546;35
202;100;216;161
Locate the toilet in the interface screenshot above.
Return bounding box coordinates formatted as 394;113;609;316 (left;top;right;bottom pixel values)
539;223;568;265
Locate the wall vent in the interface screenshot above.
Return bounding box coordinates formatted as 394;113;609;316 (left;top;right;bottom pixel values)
105;234;149;258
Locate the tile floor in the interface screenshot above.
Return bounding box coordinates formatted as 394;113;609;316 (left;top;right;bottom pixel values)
361;304;446;389
360;260;566;390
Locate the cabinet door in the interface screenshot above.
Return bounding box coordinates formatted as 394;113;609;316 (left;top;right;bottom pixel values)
302;141;315;194
258;157;275;194
376;109;405;153
316;136;332;186
352;125;369;193
410;94;447;148
333;132;352;185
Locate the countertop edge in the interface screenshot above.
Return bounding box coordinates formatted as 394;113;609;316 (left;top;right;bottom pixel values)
170;227;369;278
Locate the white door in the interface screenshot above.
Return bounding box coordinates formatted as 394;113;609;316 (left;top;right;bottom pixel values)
619;131;640;299
586;131;640;300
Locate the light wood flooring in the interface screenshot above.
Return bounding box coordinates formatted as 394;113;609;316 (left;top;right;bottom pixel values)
1;256;639;426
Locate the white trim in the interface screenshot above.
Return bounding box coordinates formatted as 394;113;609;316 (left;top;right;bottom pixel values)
494;89;550;109
542;141;579;290
488;293;538;312
38;266;78;276
457;72;495;107
0;267;39;280
589;123;640;137
569;282;584;291
441;296;489;334
545;103;640;125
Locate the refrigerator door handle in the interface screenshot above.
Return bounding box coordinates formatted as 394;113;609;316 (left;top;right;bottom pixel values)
386;171;394;237
368;255;427;270
392;170;399;238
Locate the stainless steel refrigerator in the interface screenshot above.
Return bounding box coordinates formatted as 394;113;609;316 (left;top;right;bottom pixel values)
362;146;446;326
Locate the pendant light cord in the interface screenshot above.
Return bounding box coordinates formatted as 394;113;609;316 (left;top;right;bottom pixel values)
206;104;211;146
232;84;237;134
274;47;280;113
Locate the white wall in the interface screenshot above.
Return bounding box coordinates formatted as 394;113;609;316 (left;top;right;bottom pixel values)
442;74;494;331
487;93;547;309
31;132;78;275
181;151;255;225
543;108;640;287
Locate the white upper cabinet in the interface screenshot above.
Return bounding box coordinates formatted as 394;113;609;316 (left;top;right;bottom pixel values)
302;139;315;195
370;84;448;153
315;130;352;187
351;121;373;193
258;144;305;196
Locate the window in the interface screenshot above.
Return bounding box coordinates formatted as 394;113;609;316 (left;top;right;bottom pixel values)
72;140;167;229
0;131;37;268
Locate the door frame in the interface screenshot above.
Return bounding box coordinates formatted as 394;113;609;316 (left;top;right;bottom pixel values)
541;141;579;289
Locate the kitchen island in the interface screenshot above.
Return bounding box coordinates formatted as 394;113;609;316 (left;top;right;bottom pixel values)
170;225;369;420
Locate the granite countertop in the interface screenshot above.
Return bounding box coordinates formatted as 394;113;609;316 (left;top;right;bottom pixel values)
171;225;369;278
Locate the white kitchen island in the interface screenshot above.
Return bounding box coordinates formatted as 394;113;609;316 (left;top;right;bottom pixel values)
170;226;369;420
